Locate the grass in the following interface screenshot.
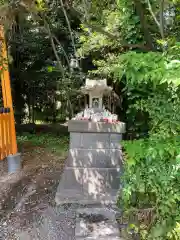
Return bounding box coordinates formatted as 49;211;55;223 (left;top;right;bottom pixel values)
17;133;69;156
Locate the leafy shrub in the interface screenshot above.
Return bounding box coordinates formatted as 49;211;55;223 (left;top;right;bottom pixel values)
93;46;180;138
115;47;180;239
117;83;180;239
119;136;180;239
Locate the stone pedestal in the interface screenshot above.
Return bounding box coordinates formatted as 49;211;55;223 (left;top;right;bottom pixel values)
55;120;125;205
55;120;126;239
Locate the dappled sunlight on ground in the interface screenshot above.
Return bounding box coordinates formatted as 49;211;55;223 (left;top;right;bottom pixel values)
0;141;74;240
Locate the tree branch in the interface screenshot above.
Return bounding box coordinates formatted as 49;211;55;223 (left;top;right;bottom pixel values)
159;0;165;39
59;0;76;54
120;43;152;51
133;0;154;50
52;33;70;67
147;0;165;39
85;22;153;51
70;6;155;52
18;1;71;68
84;22;119;39
31;12;71;70
147;0;160;28
44;19;65;77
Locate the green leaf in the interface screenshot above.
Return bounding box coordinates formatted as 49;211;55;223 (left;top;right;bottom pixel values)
47;66;53;72
127;157;136;166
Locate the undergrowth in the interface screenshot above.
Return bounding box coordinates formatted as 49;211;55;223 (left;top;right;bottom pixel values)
17;133;69;156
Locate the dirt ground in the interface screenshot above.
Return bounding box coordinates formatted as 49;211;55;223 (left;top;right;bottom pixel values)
0;143;75;240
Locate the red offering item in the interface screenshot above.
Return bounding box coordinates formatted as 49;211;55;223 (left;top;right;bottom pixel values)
112;120;118;123
104;118;109;123
81;117;88;120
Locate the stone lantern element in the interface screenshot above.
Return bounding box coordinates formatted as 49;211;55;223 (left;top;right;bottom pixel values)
70;57;79;70
73;79;118;122
55;78;126;239
81;79;112;109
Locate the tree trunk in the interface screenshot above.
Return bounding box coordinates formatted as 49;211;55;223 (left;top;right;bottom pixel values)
133;0;154;50
11;14;25;124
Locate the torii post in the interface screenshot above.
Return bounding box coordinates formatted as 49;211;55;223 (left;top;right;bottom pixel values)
0;25;20;172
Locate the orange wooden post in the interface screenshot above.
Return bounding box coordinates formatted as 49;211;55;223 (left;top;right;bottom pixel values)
0;25;17;155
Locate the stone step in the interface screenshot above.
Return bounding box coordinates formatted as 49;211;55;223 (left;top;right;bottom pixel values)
76;220;120;238
55;166;121;206
76;236;122;240
76;206;120;221
55;188;119;205
75;205;122;240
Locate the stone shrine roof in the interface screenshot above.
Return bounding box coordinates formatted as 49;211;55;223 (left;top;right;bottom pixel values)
81;79;112;94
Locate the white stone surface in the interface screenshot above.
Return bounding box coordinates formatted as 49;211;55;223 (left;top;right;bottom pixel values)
68;121;126;133
81;79;112;109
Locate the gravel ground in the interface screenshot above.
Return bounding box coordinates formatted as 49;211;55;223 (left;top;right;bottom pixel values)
0;143;129;240
0;144;76;240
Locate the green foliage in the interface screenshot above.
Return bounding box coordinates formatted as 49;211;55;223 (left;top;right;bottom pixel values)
134;92;180;138
120;135;180;239
94;51;165;82
116;0;142;43
114;44;180;239
77;0;142;57
94;48;180;86
116;59;180;238
92;49;180;137
77;11;119;57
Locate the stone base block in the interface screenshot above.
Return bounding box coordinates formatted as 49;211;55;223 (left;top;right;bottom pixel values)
68;120;126;134
67;149;122;168
70;132;123;150
55;167;121;205
75;205;122;240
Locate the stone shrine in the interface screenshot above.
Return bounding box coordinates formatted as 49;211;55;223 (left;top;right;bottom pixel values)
55;79;125;239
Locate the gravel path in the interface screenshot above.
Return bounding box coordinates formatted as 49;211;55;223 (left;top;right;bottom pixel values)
0;169;76;240
0;144;77;240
